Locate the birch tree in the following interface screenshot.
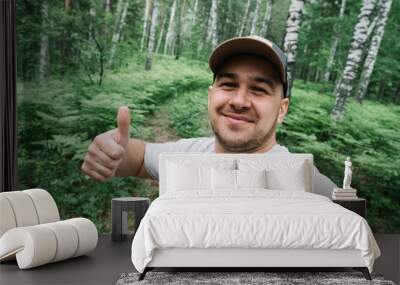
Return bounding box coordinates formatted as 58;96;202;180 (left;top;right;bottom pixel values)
39;0;49;83
164;0;177;54
331;0;377;120
105;0;111;13
259;0;272;37
205;0;218;48
323;0;346;82
250;0;261;35
140;0;151;52
156;10;167;53
145;0;159;70
356;0;392;102
174;0;182;59
109;0;129;67
238;0;251;37
282;0;305;98
182;0;197;38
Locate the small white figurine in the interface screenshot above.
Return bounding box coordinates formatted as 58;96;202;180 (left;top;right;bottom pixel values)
342;156;352;189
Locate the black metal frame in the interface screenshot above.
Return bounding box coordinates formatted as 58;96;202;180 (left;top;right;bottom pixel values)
0;0;17;192
138;267;372;281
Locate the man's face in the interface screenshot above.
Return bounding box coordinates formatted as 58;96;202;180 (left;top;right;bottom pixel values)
208;54;289;152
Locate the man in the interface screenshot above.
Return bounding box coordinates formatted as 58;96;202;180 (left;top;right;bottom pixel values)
81;35;337;198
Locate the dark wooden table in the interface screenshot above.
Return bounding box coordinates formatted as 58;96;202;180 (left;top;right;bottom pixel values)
1;234;398;284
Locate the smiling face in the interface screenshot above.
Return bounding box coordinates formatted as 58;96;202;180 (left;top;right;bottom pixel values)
208;54;289;153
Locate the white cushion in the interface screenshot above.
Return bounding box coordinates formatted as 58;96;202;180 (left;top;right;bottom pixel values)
266;163;307;191
0;192;39;227
236;169;267;189
167;162;211;191
238;158;311;192
0;196;16;237
23;189;60;224
211;168;236;190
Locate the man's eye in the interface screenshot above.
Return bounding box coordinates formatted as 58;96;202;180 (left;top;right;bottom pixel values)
251;87;267;94
220;82;236;88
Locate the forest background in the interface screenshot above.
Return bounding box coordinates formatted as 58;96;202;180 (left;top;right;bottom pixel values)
16;0;399;233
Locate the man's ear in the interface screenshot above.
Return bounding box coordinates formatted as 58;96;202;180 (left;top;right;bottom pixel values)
277;98;289;124
208;85;212;110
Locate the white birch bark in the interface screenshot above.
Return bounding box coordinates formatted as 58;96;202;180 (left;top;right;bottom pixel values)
238;0;251;37
259;0;272;37
182;0;197;38
164;0;177;54
105;0;111;13
356;0;392;102
145;0;159;70
283;0;305;98
331;0;377;120
117;0;129;42
323;0;346;82
39;0;49;83
140;0;151;52
250;0;261;35
156;11;167;53
206;0;218;48
108;0;129;66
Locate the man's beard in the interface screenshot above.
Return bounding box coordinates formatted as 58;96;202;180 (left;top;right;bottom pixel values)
210;116;278;153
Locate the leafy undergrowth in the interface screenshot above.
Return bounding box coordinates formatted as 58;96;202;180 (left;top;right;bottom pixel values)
17;56;399;233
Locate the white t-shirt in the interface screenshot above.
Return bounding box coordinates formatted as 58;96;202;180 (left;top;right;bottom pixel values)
144;136;337;198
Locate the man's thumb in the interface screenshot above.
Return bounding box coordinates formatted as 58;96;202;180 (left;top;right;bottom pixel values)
116;106;130;145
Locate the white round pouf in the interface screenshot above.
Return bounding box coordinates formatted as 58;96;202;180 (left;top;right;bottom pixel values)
0;226;57;269
0;192;39;227
0;195;17;237
65;218;98;257
42;221;79;262
23;189;60;224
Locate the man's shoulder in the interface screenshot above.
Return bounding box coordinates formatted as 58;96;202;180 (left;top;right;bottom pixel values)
172;136;215;152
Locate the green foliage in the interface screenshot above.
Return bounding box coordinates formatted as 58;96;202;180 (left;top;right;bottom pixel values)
276;80;400;232
17;54;211;233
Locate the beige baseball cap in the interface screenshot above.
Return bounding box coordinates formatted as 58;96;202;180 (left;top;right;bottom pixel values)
208;35;288;98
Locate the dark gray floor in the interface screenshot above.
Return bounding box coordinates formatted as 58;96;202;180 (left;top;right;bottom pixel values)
0;235;135;285
0;234;398;285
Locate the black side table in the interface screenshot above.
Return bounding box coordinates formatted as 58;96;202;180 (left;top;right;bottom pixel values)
112;197;150;242
333;198;366;218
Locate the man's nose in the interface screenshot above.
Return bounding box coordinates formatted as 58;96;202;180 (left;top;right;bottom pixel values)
229;87;251;109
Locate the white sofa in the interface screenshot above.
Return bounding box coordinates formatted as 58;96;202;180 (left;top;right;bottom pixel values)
0;189;98;269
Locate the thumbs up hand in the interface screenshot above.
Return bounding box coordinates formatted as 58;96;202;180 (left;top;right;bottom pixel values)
113;106;130;148
81;106;131;181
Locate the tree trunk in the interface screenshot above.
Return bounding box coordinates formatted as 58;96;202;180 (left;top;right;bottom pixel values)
259;0;272;37
140;0;151;52
323;0;346;82
174;0;182;59
238;0;251;37
61;0;72;75
283;0;305;99
65;0;72;11
377;79;385;101
105;0;111;13
250;0;261;35
145;0;159;70
164;0;177;54
39;0;49;83
222;0;232;39
206;0;218;48
356;0;392;103
156;10;167;53
331;0;377;120
109;0;129;67
394;83;400;104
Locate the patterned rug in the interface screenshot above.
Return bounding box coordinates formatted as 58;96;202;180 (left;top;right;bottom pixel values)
116;271;396;285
